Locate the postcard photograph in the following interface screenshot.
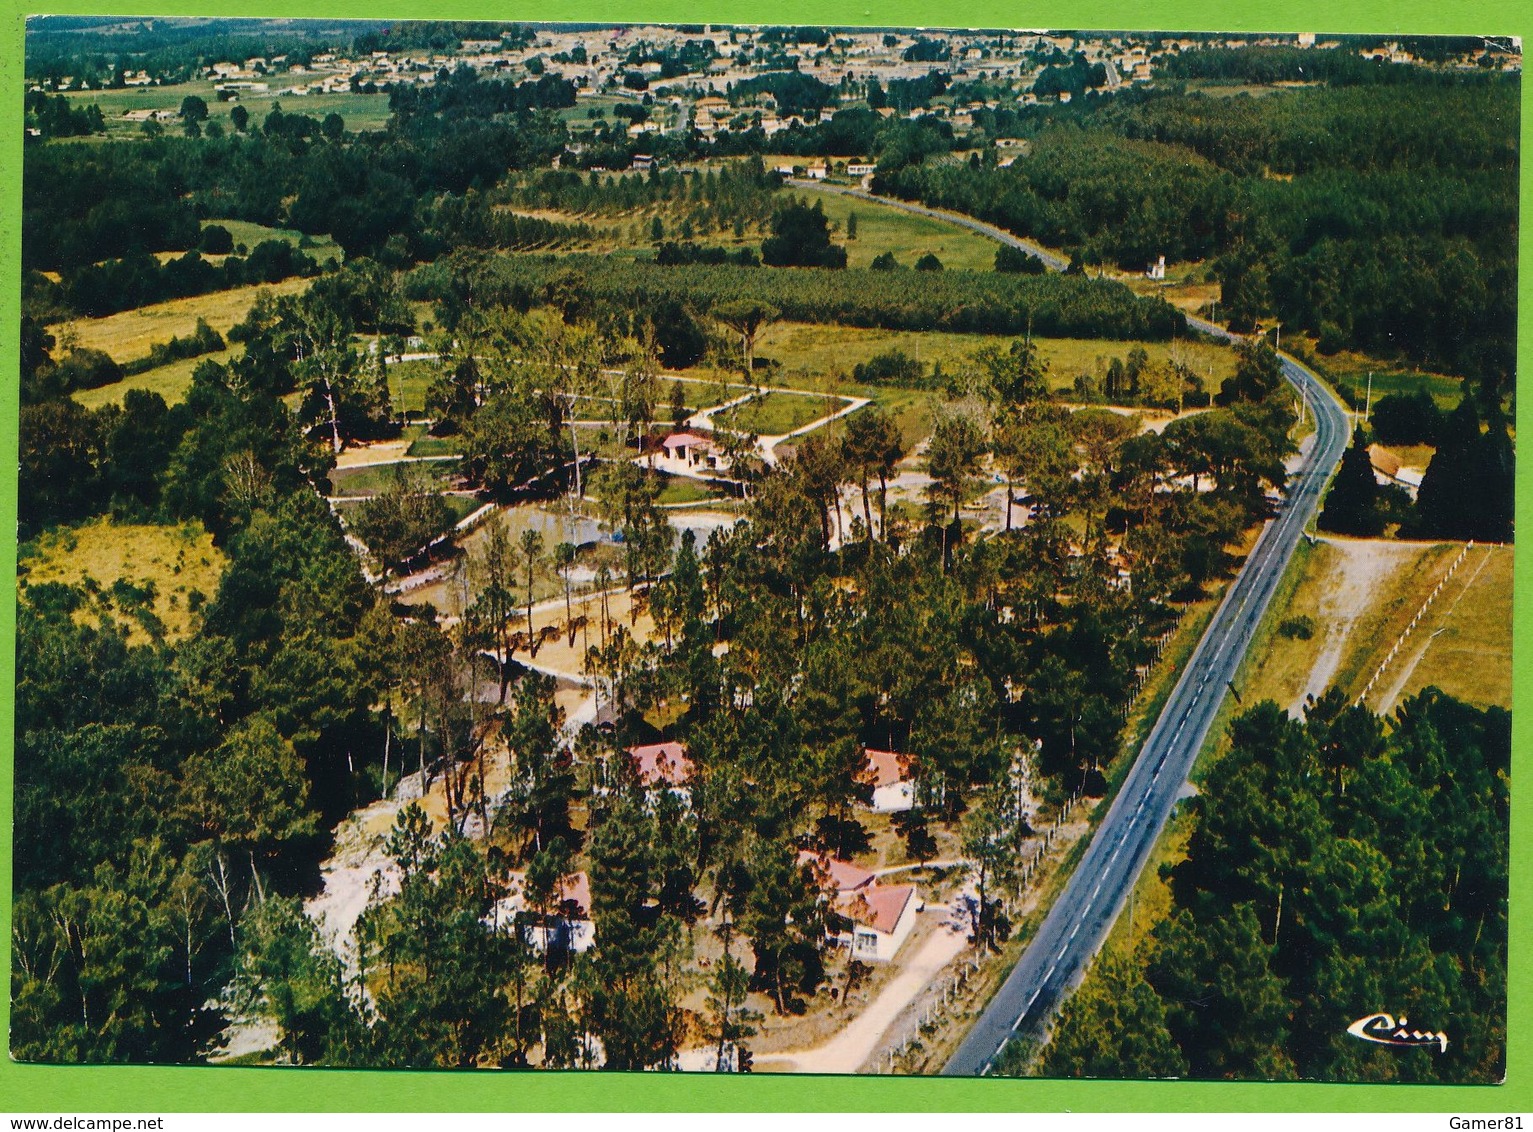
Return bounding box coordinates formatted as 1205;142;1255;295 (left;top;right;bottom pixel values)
11;17;1517;1085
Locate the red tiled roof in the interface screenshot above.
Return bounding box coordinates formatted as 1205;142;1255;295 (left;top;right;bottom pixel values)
627;740;693;787
861;748;911;789
798;850;875;893
837;883;915;936
662;431;717;452
556;871;591;919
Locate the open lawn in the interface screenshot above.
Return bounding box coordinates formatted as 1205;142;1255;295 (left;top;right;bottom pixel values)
54;276;312;364
1298;342;1465;411
206;219;342;264
73;348;235;409
329;459;462;498
651;470;726;505
715;390;848;436
1387;543;1513;712
17;518;227;645
385;358;436;416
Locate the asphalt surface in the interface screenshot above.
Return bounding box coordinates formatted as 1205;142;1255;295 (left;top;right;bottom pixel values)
785;179;1353;1077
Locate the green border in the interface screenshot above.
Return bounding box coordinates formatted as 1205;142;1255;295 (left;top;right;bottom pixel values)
0;0;1528;1112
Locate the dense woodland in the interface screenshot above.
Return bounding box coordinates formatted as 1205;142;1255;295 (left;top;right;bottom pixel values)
876;77;1518;385
1023;690;1508;1084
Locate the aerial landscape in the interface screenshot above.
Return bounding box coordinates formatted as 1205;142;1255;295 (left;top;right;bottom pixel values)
12;18;1516;1083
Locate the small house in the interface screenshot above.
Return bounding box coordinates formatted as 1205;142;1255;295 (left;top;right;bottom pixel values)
659;430;726;472
495;870;596;955
860;748;915;813
799;851;920;962
627;740;693;805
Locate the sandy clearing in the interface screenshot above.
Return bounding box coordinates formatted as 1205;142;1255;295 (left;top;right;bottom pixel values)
1292;537;1422;714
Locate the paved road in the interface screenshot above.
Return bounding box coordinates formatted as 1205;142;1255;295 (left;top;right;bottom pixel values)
950;349;1348;1073
799;180;1356;1076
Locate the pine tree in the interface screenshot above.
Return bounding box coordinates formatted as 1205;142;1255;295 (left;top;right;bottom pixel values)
1318;428;1383;536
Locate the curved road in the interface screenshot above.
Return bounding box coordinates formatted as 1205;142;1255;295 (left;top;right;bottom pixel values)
787;180;1352;1076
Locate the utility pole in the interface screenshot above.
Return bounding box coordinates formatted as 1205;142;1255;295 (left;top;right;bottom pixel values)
1364;371;1373;425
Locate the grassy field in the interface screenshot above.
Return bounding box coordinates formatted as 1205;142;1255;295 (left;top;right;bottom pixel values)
385;358;436;416
1229;536;1512;719
17;518;227;644
652;471;726;505
800;187;1002;272
1390;543;1513;711
1300;343;1464;411
206;219;342;264
328;459;462;498
714;390;846;436
55;276;311;363
406;432;465;458
62;80;393;135
754;322;1240;394
73;348;235;409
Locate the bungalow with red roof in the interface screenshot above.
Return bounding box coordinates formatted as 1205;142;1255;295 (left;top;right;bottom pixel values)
860;748;915;813
658;430;728;474
798;851;921;962
627;740;694;805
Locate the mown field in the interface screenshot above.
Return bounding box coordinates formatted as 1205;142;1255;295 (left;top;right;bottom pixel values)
713;390;846;436
755;322;1240;393
73;348;236;410
1232;536;1511;716
205;218;342;264
17;517;227;644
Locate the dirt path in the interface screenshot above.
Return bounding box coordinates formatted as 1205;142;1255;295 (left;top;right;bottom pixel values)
1293;537;1421;713
760;894;975;1074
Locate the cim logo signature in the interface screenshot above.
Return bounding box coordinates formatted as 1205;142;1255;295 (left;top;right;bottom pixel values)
1347;1012;1448;1053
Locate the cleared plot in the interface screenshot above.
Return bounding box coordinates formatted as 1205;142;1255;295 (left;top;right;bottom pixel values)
205;219;342;264
329;460;462;498
73;348;235;410
1235;537;1511;716
650;470;726;505
714;390;848;436
1306;347;1463;411
385;358;436;416
406;432;465;458
17;518;227;644
1386;544;1513;712
56;276;311;363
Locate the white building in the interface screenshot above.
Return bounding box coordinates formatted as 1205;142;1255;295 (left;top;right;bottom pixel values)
861;748;915;812
658;430;728;473
799;852;922;963
493;871;596;955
